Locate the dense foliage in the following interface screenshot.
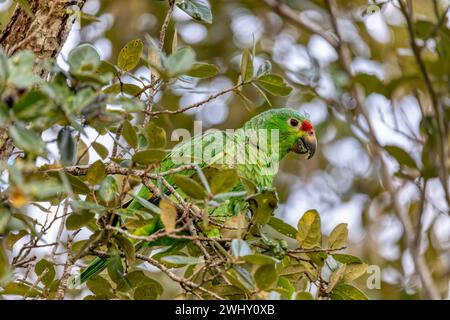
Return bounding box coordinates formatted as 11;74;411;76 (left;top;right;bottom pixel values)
0;0;448;300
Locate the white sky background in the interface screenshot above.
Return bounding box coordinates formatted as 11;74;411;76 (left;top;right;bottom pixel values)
1;0;449;296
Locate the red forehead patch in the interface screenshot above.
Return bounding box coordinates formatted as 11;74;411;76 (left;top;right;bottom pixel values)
301;120;313;132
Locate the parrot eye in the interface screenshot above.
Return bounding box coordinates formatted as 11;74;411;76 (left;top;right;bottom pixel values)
289;118;299;127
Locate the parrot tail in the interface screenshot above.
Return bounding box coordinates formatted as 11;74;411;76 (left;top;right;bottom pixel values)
74;189;163;287
70;256;110;287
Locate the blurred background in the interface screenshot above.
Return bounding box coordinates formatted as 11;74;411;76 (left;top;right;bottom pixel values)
1;0;449;299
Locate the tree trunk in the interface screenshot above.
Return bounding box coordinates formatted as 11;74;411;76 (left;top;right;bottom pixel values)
0;0;86;161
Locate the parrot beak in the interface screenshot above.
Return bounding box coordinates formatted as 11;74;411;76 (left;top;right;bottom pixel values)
292;134;317;159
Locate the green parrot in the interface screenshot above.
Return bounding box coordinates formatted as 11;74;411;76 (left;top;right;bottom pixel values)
75;108;317;285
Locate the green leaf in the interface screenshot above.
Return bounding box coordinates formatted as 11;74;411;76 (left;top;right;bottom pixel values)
113;96;145;112
306;251;327;267
0;48;8;83
341;263;368;282
186;63;219;78
296;210;321;249
13;90;53;121
208;168;239;194
257;74;293;96
135;196;162;214
231;239;252;258
241;254;279;265
24;179;62;201
153;251;188;268
234;90;257;110
118;39;144;72
99;176;118;203
57;128;76;166
225;266;256;292
160;255;204;266
165;47;196;76
326;264;346;293
384;145;417;169
247;189;279;225
103;83;142;96
332;254;359;266
8;50;39;87
86;160;107;185
92;142;109;159
68;44;101;73
66;211;95;230
143;122;166;148
9;124;45;155
268;217;297;239
173;174;207;199
0;281;41;298
177;0;213;24
70;208;99;227
114;235;135;265
354;73;385;95
276;276;295;298
116;270;163;296
255;264;277;291
0;244;9;283
107;248;126;285
415;20;434;39
132;149;167;165
122;120;138;149
172;27;178;54
134;283;158;300
330;283;368;300
0;208;11;234
253;82;272;107
327;223;348;249
35;259;55;287
66;174;90;195
70;200;106;214
296;291;314;300
74;137;89;164
240;49;253;82
86;275;114;298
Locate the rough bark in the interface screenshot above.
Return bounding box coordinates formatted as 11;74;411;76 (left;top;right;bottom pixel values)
0;0;86;161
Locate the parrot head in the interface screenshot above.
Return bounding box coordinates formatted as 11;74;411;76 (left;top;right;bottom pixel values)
244;108;317;160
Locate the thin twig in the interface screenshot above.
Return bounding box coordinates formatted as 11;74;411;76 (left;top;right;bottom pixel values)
91;249;225;300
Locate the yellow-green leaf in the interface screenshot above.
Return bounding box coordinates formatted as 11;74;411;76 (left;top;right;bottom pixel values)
341;263;368;282
86;160;106;185
257;74;293;96
255;264;277;291
247;189;279;225
327;223;348;249
240;49;253;82
122;120;138;149
173;174;207;200
186;63;219;78
132;149;167;165
118;39;143;72
143;122;166;149
330;283;368;300
296;210;321;249
92;142;109;159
